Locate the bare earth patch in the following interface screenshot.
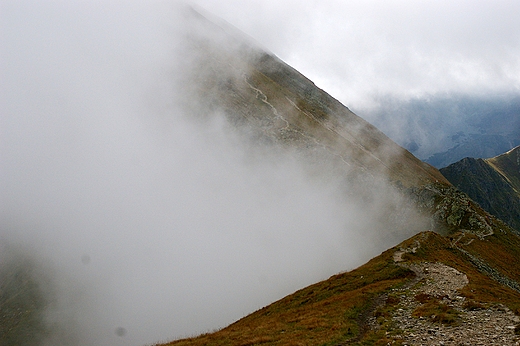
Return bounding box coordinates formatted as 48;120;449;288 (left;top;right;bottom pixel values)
385;248;520;345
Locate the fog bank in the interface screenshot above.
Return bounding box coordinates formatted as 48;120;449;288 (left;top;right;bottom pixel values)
1;2;425;345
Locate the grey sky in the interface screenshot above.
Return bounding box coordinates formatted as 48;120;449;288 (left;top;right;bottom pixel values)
1;1;518;345
194;0;520;108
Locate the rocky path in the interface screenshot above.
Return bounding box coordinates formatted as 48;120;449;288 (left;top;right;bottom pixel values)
384;248;520;345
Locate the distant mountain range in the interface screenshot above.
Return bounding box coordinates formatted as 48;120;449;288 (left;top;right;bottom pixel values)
428;133;520;169
357;95;520;168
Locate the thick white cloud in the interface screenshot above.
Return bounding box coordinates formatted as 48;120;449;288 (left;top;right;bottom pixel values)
1;1;427;345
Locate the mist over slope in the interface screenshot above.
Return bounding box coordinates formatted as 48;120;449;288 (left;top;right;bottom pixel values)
1;3;443;345
354;94;520;167
164;225;520;345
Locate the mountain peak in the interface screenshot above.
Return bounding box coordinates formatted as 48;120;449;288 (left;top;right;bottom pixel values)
177;10;448;189
441;146;520;233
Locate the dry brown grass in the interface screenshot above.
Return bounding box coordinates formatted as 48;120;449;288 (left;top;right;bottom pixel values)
412;293;460;326
161;248;413;345
159;228;520;346
400;230;520;312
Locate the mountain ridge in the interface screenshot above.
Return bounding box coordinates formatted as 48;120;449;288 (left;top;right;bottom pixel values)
440;146;520;233
156;10;520;346
177;7;448;190
162;225;520;345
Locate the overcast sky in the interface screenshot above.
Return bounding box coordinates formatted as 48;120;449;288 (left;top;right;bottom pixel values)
194;0;520;109
1;1;520;345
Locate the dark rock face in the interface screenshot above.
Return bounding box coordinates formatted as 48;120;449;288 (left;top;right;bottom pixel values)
407;182;501;237
440;149;520;233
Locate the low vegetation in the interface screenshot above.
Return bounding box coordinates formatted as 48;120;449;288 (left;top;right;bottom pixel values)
162;249;414;345
412;293;460;326
161;223;520;345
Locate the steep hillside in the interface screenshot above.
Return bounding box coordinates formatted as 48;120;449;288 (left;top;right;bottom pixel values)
441;146;520;233
173;7;457;249
177;7;447;190
156;10;520;346
488;146;520;194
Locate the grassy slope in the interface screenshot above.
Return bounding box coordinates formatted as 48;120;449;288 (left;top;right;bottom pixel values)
250;54;449;188
487;146;520;193
162;246;414;346
160;223;520;345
